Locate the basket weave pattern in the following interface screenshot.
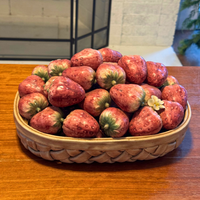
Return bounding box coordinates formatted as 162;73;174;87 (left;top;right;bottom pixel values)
17;130;186;164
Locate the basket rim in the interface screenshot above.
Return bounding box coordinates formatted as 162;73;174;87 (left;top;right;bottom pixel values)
13;91;192;146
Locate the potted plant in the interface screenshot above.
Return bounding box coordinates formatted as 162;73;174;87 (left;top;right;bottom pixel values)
178;0;200;55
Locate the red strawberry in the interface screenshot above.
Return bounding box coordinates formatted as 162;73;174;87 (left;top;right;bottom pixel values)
162;75;179;87
18;75;46;97
18;93;49;120
96;63;126;89
161;84;187;110
32;65;49;82
82;89;111;117
43;76;59;97
146;61;168;87
62;66;96;91
99;48;122;63
141;84;162;105
118;55;147;84
110;84;145;113
158;100;184;130
30;106;64;134
62;109;100;138
99;107;129;138
129;106;162;136
71;48;103;70
48;76;85;107
48;59;71;77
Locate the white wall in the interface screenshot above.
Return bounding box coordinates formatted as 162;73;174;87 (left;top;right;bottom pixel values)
109;0;181;46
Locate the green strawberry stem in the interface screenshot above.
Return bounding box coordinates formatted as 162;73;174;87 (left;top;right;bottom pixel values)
36;107;41;112
104;124;109;130
60;118;64;123
99;114;120;137
105;103;110;108
112;80;116;86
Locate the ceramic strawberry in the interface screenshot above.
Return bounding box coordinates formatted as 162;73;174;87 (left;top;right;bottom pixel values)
110;84;145;113
62;66;96;91
141;84;162;106
161;75;179;87
48;59;71;77
32;65;49;82
161;84;187;110
48;76;85;107
71;48;103;70
62;109;100;138
30;106;64;134
96;63;126;90
146;61;168;87
81;89;111;117
43;76;59;97
158;100;184;130
99;48;122;63
129;106;163;136
118;55;147;84
18;75;46;97
99;107;129;138
18;93;49;119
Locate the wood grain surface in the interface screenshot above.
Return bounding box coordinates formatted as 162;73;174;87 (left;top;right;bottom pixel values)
0;64;200;200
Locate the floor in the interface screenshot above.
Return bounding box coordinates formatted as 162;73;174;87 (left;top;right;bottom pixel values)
172;30;200;66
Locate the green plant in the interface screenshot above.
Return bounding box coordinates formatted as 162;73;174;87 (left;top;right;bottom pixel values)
178;0;200;55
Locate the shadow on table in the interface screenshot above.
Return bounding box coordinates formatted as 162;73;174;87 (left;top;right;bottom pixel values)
17;127;193;172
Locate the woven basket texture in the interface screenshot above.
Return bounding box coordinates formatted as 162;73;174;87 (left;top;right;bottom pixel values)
17;130;186;164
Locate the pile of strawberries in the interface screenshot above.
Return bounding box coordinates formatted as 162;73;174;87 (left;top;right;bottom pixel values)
18;48;188;138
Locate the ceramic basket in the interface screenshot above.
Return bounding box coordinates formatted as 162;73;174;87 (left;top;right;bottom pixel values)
13;92;191;164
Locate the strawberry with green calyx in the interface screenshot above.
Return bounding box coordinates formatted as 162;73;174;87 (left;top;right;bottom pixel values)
62;109;100;138
129;106;163;136
18;93;49;120
62;66;96;91
99;48;122;63
18;75;46;97
161;84;187;110
96;63;126;90
158;100;184;130
32;65;49;82
147;95;165;111
82;89;111;117
146;61;168;87
48;76;85;108
43;76;59;96
99;107;129;138
110;84;145;113
161;75;179;88
30;106;64;134
141;84;162;106
48;59;71;77
118;55;147;84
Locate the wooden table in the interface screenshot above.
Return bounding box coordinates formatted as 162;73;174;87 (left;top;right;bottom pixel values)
1;65;200;200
